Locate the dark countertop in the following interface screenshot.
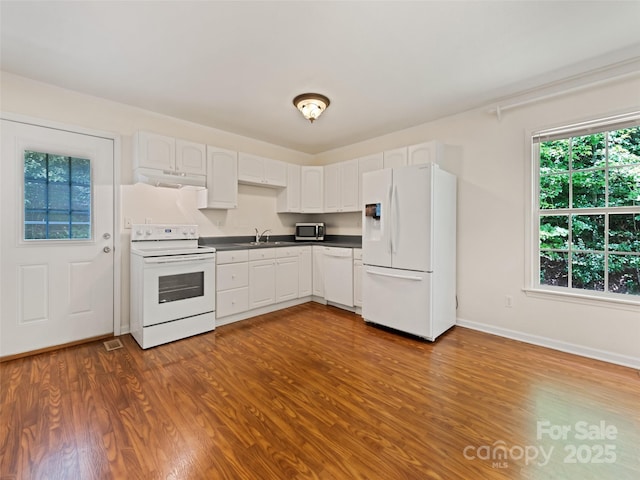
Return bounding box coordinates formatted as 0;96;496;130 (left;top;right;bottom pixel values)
199;234;362;251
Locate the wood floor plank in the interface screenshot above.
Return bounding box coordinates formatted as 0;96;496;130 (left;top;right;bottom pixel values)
1;303;639;479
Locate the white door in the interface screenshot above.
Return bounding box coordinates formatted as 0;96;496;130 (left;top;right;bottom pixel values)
1;120;115;357
392;164;433;272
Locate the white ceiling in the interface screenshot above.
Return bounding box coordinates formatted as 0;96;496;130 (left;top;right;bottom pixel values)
1;1;639;154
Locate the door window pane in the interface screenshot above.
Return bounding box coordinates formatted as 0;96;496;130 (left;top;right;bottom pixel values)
23;151;92;240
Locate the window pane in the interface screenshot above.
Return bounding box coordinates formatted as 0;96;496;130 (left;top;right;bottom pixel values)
540;139;569;172
71;213;91;239
571;252;605;291
540;252;568;287
24;152;47;180
23;151;92;241
48;183;70;210
47;155;69;183
24;181;46;209
608;254;640;295
572;170;606;208
540;174;569;209
572;215;605;251
540;215;569;250
571;133;606;170
70;158;91;185
608;127;640;166
609;214;640;253
71;185;91;210
608;165;640;207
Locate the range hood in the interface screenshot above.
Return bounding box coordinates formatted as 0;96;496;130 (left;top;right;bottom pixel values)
134;167;206;189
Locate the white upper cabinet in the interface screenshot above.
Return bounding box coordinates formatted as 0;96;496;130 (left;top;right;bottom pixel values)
358;152;383;209
175;139;207;175
383;147;408;169
408;141;443;165
238;152;287;188
323;159;359;213
300;166;324;213
323;163;340;212
134;131;206;175
198;146;238;210
276;163;301;213
134;131;175;171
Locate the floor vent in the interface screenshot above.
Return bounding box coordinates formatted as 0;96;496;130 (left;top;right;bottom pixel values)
104;338;124;351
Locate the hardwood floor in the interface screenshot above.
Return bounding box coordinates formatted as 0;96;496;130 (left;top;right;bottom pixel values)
1;303;639;479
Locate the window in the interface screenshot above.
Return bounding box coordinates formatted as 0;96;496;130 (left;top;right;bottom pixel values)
24;150;92;240
533;117;640;299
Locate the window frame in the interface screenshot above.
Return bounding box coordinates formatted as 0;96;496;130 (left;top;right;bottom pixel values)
524;112;640;309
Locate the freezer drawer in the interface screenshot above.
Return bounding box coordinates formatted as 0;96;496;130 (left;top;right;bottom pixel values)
362;265;433;339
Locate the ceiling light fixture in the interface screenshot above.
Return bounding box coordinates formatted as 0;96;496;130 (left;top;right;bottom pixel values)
293;93;330;123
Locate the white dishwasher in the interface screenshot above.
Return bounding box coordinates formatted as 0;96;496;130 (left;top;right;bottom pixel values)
323;247;354;307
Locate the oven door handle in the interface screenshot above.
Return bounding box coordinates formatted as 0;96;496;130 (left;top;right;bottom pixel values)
144;254;215;264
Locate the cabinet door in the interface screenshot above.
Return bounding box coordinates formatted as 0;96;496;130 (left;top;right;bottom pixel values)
312;246;324;297
201;146;238;209
358;153;383;208
217;288;249;318
301;167;324;213
340;159;359;212
238;152;265;184
217;262;248;291
249;259;275;309
175;139;206;175
298;247;312;297
276;257;299;303
383;147;407;169
353;260;362;308
323;163;340;212
276;164;300;213
408;141;443;165
135;131;175;171
264;159;287;187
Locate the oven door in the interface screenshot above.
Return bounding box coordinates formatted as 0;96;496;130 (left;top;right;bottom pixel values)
142;254;215;326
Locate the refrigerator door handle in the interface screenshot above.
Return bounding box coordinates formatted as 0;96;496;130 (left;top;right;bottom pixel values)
388;184;394;254
365;269;424;281
392;184;399;254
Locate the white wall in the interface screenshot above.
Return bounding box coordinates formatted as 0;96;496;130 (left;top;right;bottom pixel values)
315;76;640;367
2;71;639;366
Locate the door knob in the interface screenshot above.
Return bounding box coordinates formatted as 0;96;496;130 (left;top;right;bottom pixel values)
103;246;111;253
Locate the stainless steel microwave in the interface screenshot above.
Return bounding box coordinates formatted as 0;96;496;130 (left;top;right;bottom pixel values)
295;223;325;241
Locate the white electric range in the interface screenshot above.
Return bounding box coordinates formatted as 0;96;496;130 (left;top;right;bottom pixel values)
130;224;215;349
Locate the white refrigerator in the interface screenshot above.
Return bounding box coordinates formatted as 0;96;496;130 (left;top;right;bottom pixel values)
362;163;456;340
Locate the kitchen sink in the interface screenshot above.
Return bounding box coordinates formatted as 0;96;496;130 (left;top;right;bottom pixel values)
233;241;296;247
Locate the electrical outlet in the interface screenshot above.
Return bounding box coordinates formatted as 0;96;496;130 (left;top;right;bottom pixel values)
145;217;153;224
505;295;513;308
124;217;132;229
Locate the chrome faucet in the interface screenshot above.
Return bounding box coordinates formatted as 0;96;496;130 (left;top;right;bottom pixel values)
254;228;272;243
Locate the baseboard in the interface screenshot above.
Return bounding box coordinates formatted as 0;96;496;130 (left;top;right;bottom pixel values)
456;317;640;370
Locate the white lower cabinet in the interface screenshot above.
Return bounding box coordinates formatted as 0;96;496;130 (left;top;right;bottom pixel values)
298;246;312;297
276;248;299;303
216;250;249;319
353;248;362;308
312;246;325;297
217;245;358;321
248;248;276;309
